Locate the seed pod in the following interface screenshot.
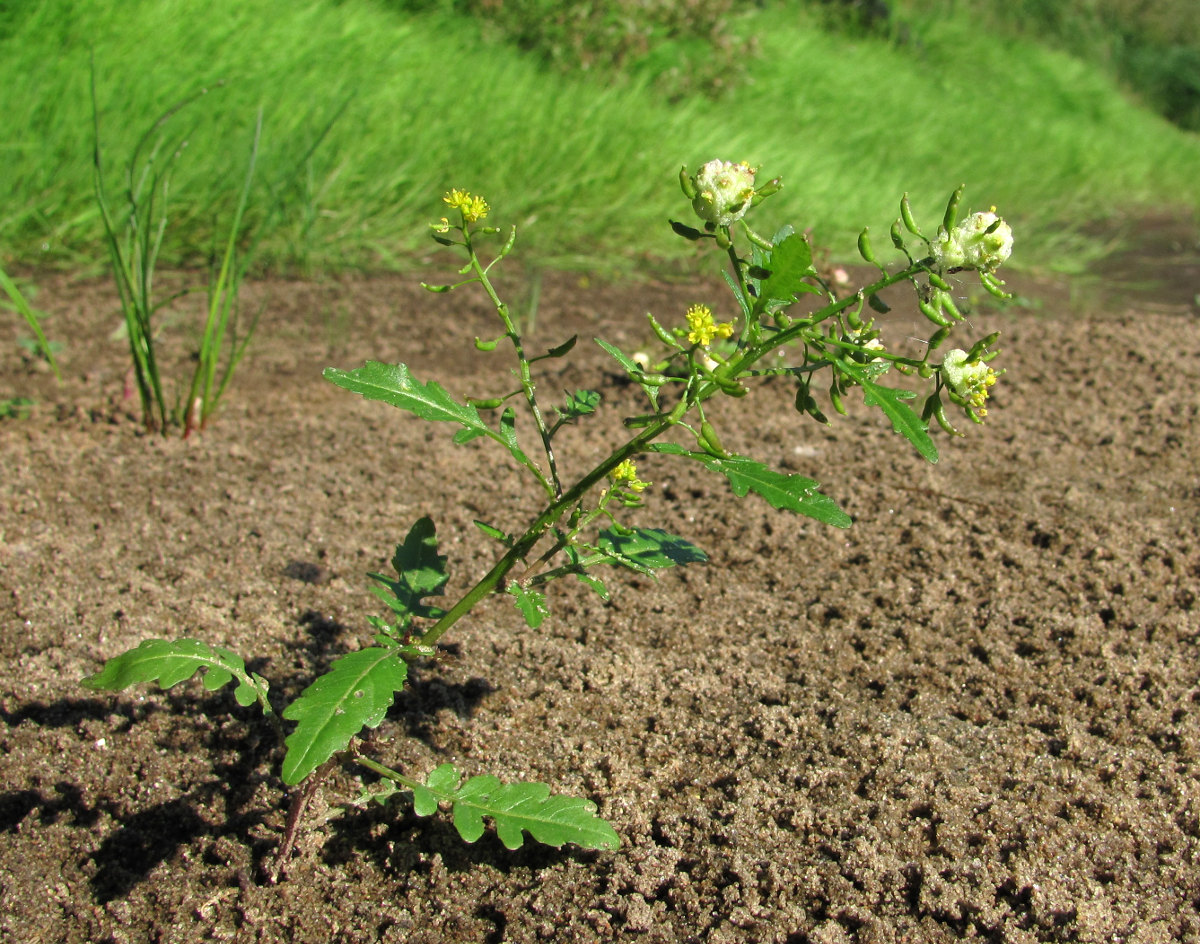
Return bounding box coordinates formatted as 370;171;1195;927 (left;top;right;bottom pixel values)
900;193;922;237
927;271;951;292
467;397;504;409
857;227;877;264
474;336;502;352
926;326;952;352
918;298;952;327
890;219;906;250
829;384;847;415
966;332;1001;361
942;184;965;233
679;166;697;200
698;421;728;457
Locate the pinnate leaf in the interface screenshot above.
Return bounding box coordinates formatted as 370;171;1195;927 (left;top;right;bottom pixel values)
281;647;409;784
81;638;258;707
415;764;619;851
651;443;851;528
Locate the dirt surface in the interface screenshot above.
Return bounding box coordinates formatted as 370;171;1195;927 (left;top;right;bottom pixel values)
2;221;1199;943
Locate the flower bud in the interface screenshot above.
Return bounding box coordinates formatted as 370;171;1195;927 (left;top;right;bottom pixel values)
932;210;1014;272
690;160;757;227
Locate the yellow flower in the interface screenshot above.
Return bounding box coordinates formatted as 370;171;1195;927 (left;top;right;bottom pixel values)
609;459;649;492
443;189;489;224
685;304;735;347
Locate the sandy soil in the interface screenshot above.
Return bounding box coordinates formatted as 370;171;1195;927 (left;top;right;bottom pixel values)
2;220;1199;943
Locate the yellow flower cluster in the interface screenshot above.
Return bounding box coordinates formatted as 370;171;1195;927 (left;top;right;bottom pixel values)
685;304;735;347
609;459;649;492
443;189;490;224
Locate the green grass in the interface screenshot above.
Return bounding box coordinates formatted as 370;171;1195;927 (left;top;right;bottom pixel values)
2;0;1198;274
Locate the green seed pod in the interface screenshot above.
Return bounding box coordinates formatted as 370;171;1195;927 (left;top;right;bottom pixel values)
857;227;877;264
918;298;953;328
926;326;952;352
421;281;453;293
966;332;1001;361
829;384;847;415
679;166;697;200
474;336;502;352
933;398;962;436
918;363;934;379
900;193;923;237
890;219;906;250
942;184;965;233
940;294;962;321
698;420;728;457
639;373;670;387
927;271;951;292
467;396;504;409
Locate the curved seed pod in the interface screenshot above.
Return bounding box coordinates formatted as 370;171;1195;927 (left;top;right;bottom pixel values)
698;420;728;457
900;193;922;237
829;384;846;415
927;270;951;291
933;398;962;436
857;227;877;264
466;397;505;409
919;298;952;327
890;219;906;250
926;326;952;353
679;166;697;200
942;184;965;233
474;336;502;352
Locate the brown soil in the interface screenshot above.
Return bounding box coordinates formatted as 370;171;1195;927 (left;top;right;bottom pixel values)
2;220;1199;943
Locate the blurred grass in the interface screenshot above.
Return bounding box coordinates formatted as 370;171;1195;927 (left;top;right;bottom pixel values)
1;0;1198;275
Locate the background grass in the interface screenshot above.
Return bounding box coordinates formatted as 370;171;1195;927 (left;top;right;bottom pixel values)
2;0;1197;275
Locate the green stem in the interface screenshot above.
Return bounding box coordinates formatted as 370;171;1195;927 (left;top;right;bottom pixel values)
467;240;562;498
355;754;422;791
419;399;687;649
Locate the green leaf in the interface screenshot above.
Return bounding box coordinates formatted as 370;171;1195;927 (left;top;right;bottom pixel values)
595;339;658;408
369;516;448;634
508;584;549;628
415;764;619;851
838;362;939;463
596;526;708;575
81;638;258;706
281;647;409;784
651;443;851;528
497;407;534;469
556;389;600;421
324;361;488;438
759;233;821;303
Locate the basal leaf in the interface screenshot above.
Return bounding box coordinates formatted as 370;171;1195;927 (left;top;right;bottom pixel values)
369;516;448;633
281;647;409;784
596;526;708;574
839;362;939;463
413;767;619;851
508;584;549;628
759;232;821;303
324;361;488;438
651;443;851;528
81;638;257;706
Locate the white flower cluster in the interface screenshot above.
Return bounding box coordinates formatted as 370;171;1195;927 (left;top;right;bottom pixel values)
933;210;1014;272
691;160;757;227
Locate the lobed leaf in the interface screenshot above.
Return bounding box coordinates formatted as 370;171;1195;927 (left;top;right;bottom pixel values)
839;362;939;463
281;647;409;784
415;764;619;851
651;443;851;528
759;232;821;303
596;526;708;574
508;584;549;628
368;516;448;633
324;361;487;434
81;637;258;707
